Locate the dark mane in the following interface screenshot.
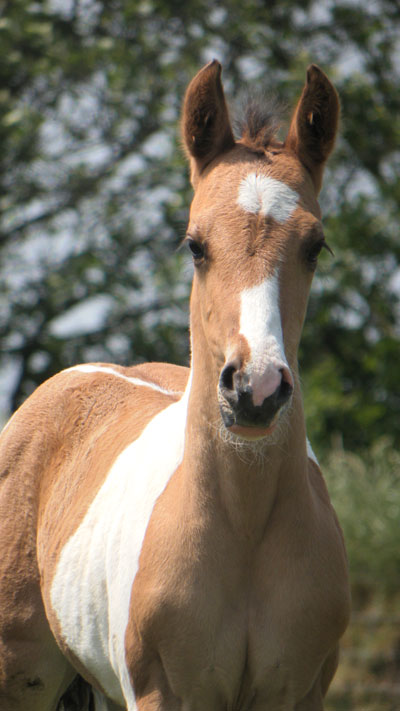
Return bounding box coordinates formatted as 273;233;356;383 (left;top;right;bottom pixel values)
233;93;285;152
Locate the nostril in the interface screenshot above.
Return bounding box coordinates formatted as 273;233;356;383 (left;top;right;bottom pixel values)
279;366;293;389
219;362;238;391
280;379;293;398
278;368;294;403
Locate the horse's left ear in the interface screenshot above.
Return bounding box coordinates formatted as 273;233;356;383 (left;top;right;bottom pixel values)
285;65;340;193
182;60;235;186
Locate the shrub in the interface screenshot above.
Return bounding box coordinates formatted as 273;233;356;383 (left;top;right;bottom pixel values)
323;439;400;601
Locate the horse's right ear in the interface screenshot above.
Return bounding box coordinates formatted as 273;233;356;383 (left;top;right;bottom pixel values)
182;60;235;187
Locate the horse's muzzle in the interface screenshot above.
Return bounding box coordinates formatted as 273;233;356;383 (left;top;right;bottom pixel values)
218;361;293;437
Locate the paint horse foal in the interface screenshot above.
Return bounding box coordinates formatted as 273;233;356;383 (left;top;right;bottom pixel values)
0;62;350;711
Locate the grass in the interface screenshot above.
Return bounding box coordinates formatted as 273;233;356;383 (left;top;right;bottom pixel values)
327;596;400;710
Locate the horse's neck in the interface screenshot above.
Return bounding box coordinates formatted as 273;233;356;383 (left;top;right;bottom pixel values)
181;352;310;542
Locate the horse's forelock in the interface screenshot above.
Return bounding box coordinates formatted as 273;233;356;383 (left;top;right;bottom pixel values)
233;93;285;152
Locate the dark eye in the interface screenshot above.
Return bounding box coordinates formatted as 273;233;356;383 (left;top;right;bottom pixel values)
306;240;324;269
304;235;333;271
186;238;205;263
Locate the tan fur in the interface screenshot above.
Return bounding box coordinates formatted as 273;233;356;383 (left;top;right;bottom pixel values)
0;63;349;711
182;60;235;185
0;363;186;710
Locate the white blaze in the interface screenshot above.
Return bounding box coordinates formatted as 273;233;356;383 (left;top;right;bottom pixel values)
239;273;290;406
235;172;297;406
237;173;299;222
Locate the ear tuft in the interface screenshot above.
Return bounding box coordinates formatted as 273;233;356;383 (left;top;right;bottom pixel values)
182;61;235;183
286;65;340;192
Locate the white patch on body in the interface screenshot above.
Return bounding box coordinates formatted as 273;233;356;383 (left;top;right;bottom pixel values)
50;375;191;710
237;173;299;222
239;272;291;406
307;438;319;466
65;364;183;397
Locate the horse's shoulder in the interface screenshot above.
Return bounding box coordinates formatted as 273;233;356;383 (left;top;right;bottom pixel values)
0;362;188;494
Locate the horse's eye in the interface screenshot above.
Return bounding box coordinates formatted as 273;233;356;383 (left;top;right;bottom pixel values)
187;238;205;263
304;235;333;271
306;240;324;269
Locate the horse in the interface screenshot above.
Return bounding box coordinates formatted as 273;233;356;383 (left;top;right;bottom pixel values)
0;60;350;711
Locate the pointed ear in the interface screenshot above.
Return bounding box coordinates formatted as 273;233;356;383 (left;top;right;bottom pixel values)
181;60;235;186
285;65;340;193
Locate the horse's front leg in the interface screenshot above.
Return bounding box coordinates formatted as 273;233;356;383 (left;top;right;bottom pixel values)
91;688;126;711
125;652;178;711
131;658;227;711
293;648;340;711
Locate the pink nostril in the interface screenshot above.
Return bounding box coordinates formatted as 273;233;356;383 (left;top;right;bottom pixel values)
251;365;293;407
251;369;281;407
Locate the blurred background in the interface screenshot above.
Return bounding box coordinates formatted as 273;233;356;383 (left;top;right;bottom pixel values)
1;0;399;707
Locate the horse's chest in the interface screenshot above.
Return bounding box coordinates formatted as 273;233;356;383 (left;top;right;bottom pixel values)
127;522;343;710
134;596;314;708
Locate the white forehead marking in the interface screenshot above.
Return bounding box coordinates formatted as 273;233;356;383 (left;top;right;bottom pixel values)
237;172;299;223
239;270;289;377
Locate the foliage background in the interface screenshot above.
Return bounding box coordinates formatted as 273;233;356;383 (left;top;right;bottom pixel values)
1;1;400;708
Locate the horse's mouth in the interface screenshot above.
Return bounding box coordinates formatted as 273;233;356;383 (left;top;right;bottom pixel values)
218;388;291;440
226;421;278;441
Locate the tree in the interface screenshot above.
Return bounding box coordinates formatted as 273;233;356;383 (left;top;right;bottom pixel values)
299;0;400;450
1;0;399;451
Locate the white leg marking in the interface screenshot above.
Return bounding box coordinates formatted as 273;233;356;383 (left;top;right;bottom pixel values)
239;272;291;405
50;375;192;709
237;172;299;222
65;364;183;397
